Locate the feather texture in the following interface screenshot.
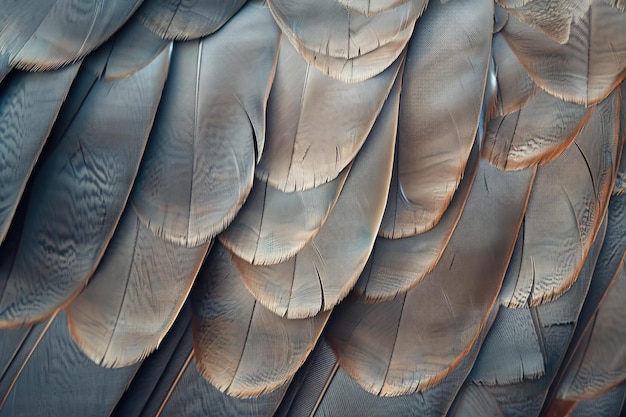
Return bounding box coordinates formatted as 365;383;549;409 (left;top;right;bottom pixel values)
383;0;493;238
131;3;280;247
0;0;142;70
502;0;626;105
0;64;79;242
328;160;534;396
256;35;401;192
104;16;171;81
232;76;399;318
219;168;348;266
0;46;170;326
267;0;424;81
356;139;479;301
136;0;247;40
191;243;329;397
0;312;139;417
66;207;210;367
503;90;619;307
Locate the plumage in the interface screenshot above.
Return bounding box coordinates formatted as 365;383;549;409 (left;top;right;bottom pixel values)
0;64;79;242
0;312;139;417
385;0;493;238
0;2;626;416
502;90;619;307
232;77;398;318
0;46;170;326
131;3;279;247
356;139;479;301
219;169;348;266
328;160;534;396
502;0;626;105
0;0;142;70
66;207;210;367
256;35;401;191
103;16;171;81
267;0;425;81
191;243;329;397
136;0;248;40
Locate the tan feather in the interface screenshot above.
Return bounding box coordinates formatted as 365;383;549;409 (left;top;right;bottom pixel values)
131;3;280;247
256;35;401;191
386;0;493;238
233;78;400;318
506;0;591;44
483;88;592;170
327;160;535;396
191;242;329;398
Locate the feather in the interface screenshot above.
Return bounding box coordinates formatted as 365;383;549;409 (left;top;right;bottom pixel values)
315;308;498;417
388;0;493;238
111;304;193;417
494;4;509;33
614;85;626;195
491;33;538;117
483;86;593;170
267;0;424;80
0;54;9;84
219;168;349;266
327;160;535;396
65;207;210;368
256;35;401;192
294;22;415;83
0;46;170;327
502;0;626;105
136;0;247;40
451;229;604;417
0;64;79;243
505;0;591;44
131;3;280;247
336;0;415;16
562;381;626;417
0;0;142;71
191;242;329;398
356;139;479;301
0;312;139;417
502;90;619;307
552;256;626;402
104;16;171;81
232;76;399;319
